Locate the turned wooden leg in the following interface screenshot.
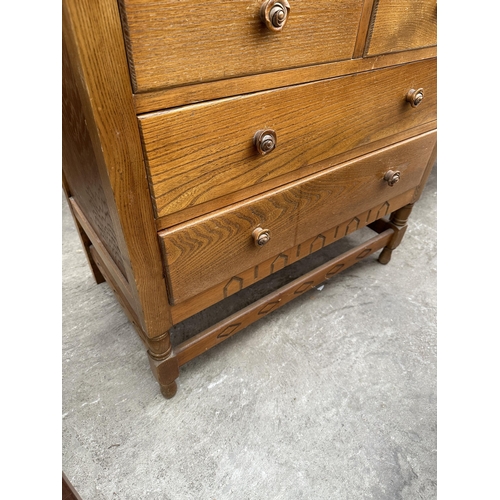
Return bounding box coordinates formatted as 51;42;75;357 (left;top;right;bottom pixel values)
377;246;393;265
377;203;414;265
146;331;180;399
159;380;178;399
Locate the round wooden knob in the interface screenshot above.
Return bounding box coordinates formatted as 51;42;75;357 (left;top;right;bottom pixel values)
406;88;424;108
253;129;277;155
261;0;291;32
252;227;271;246
384;170;401;187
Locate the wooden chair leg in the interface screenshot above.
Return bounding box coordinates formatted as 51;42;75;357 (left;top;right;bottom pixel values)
377;203;414;265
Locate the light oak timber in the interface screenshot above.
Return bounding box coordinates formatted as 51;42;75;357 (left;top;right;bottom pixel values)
65;0;437;398
140;59;436;219
119;0;365;92
133;47;436;114
63;0;173;337
174;228;394;367
353;0;377;58
365;0;437;56
170;188;416;324
147;352;179;399
376;203;415;265
74;199;173;361
63;38;127;279
154;120;436;230
89;246;147;344
70;197;136;314
412;140;437;204
89;245;173;363
89;246;173;359
160;131;436;305
63;173;105;285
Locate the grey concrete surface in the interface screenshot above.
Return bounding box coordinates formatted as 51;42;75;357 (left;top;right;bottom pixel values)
62;166;437;500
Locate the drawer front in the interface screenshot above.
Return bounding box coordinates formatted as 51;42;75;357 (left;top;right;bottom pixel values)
160;131;436;304
366;0;437;56
140;58;436;219
120;0;364;92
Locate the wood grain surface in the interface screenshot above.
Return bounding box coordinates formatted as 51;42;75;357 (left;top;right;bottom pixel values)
65;0;437;398
174;228;394;366
366;0;437;56
140;58;436;219
133;46;436;114
70;197;136;313
63;39;128;278
119;0;364;92
154;120;436;230
63;0;173;337
169;188;416;323
160;131;436;304
353;0;377;57
63;172;105;285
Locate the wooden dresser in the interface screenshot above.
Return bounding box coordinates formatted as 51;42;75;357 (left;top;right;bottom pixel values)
62;0;437;398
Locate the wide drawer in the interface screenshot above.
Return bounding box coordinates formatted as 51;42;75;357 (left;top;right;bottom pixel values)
159;131;436;304
120;0;364;92
366;0;437;56
140;58;436;220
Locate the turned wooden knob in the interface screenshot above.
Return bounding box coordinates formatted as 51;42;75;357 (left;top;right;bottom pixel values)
252;227;271;246
253;129;277;155
384;170;401;187
260;0;290;32
406;88;424;108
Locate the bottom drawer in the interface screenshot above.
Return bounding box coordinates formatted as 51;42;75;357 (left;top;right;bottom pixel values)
160;131;436;304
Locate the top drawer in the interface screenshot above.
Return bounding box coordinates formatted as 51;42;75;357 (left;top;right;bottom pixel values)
366;0;437;56
119;0;364;92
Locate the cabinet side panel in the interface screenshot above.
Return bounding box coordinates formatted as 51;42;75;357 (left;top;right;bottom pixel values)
63;0;173;337
63;39;127;278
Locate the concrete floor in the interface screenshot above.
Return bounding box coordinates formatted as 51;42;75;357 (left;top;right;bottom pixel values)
62;165;437;500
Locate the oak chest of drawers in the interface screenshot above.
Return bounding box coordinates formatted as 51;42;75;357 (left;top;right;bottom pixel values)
62;0;437;398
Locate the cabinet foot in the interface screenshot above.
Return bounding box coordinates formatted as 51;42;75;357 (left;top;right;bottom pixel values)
378;247;393;265
375;203;414;265
160;381;178;399
148;353;180;399
147;334;180;399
